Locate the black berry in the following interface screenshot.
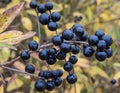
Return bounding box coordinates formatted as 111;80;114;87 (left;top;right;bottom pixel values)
64;62;73;71
54;77;62;86
62;30;73;40
69;56;78;64
60;42;71;53
46;80;55;91
71;45;80;54
45;2;53;10
67;74;77;84
88;35;99;46
39;49;48;60
39;13;50;25
48;21;58;31
37;4;46;13
83;46;94;57
51;12;61;22
56;51;66;60
52;35;63;46
29;0;37;9
20;51;30;60
25;64;35;73
95;51;107;61
28;40;38;51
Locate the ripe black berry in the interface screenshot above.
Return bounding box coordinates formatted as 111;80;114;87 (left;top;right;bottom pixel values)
56;51;66;60
20;51;30;60
43;70;51;79
51;12;61;22
102;35;113;46
83;46;94;57
29;0;37;9
110;79;116;84
95;30;105;38
39;49;48;60
95;51;107;61
97;40;106;50
57;69;63;77
46;80;55;91
64;62;73;71
37;4;46;13
25;64;35;73
46;55;56;65
74;27;84;36
28;40;38;51
62;30;73;40
72;23;83;30
52;35;63;46
88;35;99;46
54;77;62;86
48;21;58;31
71;45;80;54
60;42;71;53
48;48;57;56
67;74;77;84
105;48;113;58
78;31;88;41
35;79;47;92
39;13;50;25
69;56;78;64
51;70;59;79
38;71;45;77
45;2;53;10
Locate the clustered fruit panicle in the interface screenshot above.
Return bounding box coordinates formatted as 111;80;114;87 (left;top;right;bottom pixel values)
19;0;114;92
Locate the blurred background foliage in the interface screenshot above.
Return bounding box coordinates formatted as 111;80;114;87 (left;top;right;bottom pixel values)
0;0;120;93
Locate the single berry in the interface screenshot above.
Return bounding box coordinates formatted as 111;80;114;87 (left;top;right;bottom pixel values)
74;27;84;36
56;69;63;77
46;55;56;65
51;70;59;79
38;71;45;77
51;12;61;22
29;0;37;9
20;51;30;60
60;42;71;53
37;4;46;13
35;79;47;92
45;2;53;10
97;40;106;50
48;21;58;31
46;80;55;91
102;35;113;46
64;62;73;71
105;48;113;58
54;77;62;86
110;79;116;84
95;30;105;38
39;13;50;25
67;74;77;84
56;51;66;60
39;49;48;60
25;64;35;73
72;23;83;30
28;40;38;51
62;30;73;40
83;46;94;57
71;45;80;54
69;56;78;64
43;70;51;79
48;48;57;56
95;51;107;61
52;35;63;46
88;35;99;46
78;31;88;41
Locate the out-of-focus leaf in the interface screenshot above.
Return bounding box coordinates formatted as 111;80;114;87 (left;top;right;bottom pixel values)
33;36;39;43
85;66;109;79
0;43;17;50
96;0;102;5
21;17;32;31
86;7;92;21
114;72;120;80
0;30;36;45
65;22;74;29
52;3;63;12
13;61;25;71
96;88;103;93
7;78;24;92
0;84;4;93
0;2;24;33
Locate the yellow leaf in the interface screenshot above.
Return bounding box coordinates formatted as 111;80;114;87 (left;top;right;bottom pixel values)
0;2;24;33
0;85;4;93
96;88;103;93
114;72;120;80
96;0;102;5
85;66;109;79
21;17;32;31
33;36;39;43
7;78;24;92
86;7;93;21
65;22;74;29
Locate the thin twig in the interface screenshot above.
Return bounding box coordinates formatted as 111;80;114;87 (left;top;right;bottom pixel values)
0;72;6;84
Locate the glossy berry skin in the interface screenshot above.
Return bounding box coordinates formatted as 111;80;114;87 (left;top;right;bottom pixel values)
56;51;66;60
97;40;106;50
110;79;116;84
52;35;63;46
46;80;55;91
51;12;61;22
45;2;53;10
20;51;30;60
43;70;51;79
25;64;35;73
48;48;57;56
67;74;77;84
105;48;112;58
57;69;63;77
88;35;99;46
71;45;80;54
48;21;58;31
51;70;59;79
95;51;107;61
72;23;83;30
38;71;45;77
37;4;46;13
62;30;73;40
28;40;38;51
39;13;50;25
29;0;37;9
60;42;71;53
35;79;47;92
102;35;113;46
83;46;94;57
78;31;88;41
69;56;78;64
46;55;56;65
54;77;62;86
95;30;105;38
64;62;73;71
74;27;84;36
39;49;48;60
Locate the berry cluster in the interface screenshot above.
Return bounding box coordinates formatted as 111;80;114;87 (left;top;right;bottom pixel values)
19;0;113;92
